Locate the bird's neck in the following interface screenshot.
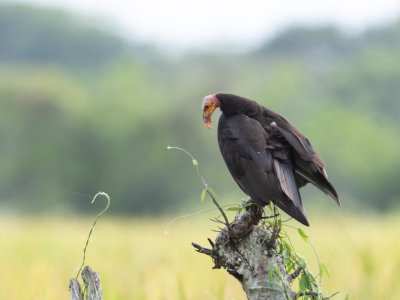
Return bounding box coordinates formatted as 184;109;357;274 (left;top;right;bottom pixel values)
220;97;260;117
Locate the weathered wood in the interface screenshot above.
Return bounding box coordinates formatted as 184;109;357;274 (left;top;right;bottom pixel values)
193;200;295;300
69;266;103;300
69;278;83;300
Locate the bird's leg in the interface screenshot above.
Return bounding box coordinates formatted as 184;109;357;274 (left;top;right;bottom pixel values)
238;197;263;225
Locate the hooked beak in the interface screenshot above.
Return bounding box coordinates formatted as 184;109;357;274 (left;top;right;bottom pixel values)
202;94;220;129
203;114;213;129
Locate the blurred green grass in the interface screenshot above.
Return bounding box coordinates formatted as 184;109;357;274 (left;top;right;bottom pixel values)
0;213;399;299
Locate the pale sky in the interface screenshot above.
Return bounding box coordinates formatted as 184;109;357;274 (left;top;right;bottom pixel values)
7;0;400;49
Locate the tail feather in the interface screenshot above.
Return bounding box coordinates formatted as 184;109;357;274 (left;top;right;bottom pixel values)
295;169;340;208
273;160;309;226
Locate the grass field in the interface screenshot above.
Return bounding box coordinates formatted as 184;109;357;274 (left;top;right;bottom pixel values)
0;211;399;300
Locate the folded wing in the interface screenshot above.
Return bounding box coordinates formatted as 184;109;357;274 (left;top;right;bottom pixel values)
218;113;310;226
262;109;340;207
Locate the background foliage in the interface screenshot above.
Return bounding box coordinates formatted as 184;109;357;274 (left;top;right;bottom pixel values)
1;3;400;215
1;3;400;300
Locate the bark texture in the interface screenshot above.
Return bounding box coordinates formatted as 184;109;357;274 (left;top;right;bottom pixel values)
69;266;103;300
193;201;295;300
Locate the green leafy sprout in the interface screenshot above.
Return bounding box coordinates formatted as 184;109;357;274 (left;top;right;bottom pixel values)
263;204;338;300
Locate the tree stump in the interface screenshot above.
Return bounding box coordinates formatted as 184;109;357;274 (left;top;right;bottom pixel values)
192;201;296;300
69;266;103;300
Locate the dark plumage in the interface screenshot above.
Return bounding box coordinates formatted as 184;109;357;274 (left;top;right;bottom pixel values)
202;93;340;226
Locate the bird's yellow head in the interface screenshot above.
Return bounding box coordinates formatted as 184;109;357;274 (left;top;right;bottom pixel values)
202;94;221;129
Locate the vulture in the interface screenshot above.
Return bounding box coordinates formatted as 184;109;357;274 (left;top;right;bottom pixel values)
201;93;340;226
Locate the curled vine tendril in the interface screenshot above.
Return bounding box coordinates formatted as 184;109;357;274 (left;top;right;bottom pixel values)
75;191;110;279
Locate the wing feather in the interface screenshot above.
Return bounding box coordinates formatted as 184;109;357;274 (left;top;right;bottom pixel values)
273;159;308;225
218;113;310;226
263;109;340;207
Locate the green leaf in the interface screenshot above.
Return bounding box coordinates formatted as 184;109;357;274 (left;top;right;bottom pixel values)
278;219;282;228
320;263;330;277
227;206;241;211
308;273;318;289
200;189;207;202
298;273;306;292
299;273;311;291
286;261;293;273
282;249;289;263
283;240;291;252
192;159;199;166
279;242;284;253
298;228;309;242
208;187;217;198
275;265;280;275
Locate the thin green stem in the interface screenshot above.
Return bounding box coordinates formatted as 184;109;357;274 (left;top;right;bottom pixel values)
75;191;110;279
163;203;238;234
167;145;201;178
167;145;232;231
308;238;322;288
